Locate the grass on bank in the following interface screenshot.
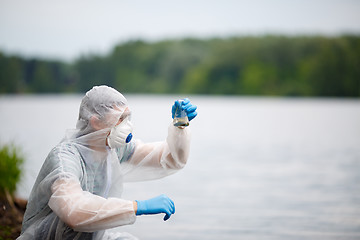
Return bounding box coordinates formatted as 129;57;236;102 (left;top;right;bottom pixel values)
0;143;23;201
0;143;24;240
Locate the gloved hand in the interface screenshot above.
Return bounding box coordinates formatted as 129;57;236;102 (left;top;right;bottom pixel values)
135;194;175;221
171;98;198;121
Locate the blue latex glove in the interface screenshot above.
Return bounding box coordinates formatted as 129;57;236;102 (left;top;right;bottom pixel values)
135;194;175;221
171;98;198;121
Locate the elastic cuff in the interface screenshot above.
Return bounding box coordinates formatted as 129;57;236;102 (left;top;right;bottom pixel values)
135;200;143;216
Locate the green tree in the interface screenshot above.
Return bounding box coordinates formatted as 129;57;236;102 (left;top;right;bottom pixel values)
0;54;24;93
1;35;359;96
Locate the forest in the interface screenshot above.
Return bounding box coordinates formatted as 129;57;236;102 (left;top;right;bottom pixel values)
0;35;359;97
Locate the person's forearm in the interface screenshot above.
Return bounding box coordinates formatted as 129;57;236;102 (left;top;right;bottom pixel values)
161;124;191;169
49;178;136;232
129;124;191;169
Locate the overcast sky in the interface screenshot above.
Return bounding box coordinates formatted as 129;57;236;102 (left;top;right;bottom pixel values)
1;0;360;61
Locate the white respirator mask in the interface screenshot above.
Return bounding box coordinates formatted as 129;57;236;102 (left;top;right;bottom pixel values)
107;116;133;149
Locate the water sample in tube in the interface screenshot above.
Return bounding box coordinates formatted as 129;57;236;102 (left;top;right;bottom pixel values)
173;100;189;127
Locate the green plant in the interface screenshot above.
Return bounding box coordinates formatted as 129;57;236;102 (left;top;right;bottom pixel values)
0;144;24;198
0;225;12;240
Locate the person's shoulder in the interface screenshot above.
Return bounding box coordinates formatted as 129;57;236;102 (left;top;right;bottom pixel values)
42;142;84;178
46;142;81;164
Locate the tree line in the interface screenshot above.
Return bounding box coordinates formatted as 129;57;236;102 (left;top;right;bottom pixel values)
1;35;359;97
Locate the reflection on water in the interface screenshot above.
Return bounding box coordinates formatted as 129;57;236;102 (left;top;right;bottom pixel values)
0;95;359;239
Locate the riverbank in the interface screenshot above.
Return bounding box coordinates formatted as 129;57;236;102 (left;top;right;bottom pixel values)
0;197;27;239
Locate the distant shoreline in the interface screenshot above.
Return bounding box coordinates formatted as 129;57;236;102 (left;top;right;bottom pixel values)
1;35;359;97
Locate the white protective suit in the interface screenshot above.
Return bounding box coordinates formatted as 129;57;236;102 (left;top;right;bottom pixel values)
18;86;191;240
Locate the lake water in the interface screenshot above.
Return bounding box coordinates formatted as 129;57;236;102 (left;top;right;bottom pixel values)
0;95;360;240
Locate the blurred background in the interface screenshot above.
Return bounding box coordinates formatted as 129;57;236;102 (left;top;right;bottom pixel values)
0;0;360;239
1;0;360;96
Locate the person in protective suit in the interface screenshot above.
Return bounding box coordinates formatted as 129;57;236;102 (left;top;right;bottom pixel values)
18;85;198;240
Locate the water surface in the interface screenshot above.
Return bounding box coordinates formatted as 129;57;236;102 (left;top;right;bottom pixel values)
0;95;359;239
